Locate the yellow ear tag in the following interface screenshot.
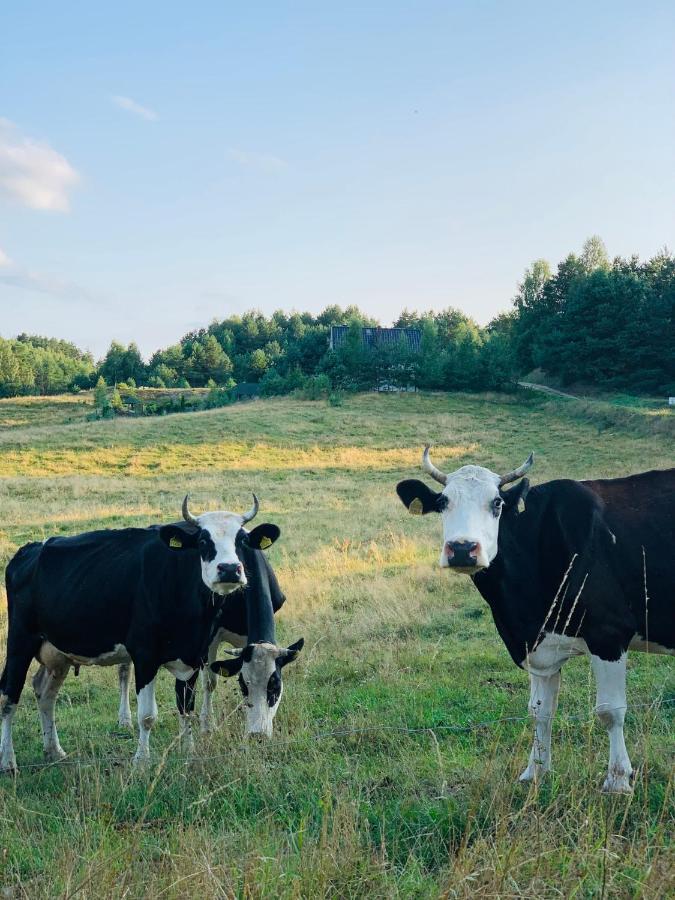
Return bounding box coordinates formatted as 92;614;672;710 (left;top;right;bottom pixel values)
259;536;273;549
169;536;183;549
517;497;526;514
409;498;424;516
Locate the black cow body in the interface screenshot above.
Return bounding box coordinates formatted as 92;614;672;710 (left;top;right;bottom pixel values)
398;457;674;793
473;472;674;666
0;518;282;773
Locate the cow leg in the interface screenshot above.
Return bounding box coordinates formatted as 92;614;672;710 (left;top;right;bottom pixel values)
591;653;632;794
32;661;70;761
175;672;198;753
118;664;133;728
132;672;158;766
1;638;39;775
200;639;220;733
0;702;19;775
519;670;561;783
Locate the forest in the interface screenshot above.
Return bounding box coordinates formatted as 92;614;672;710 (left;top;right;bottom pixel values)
1;237;673;399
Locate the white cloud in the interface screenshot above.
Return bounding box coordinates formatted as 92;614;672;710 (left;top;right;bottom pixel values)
111;95;159;121
226;147;287;173
0;118;79;212
0;257;99;304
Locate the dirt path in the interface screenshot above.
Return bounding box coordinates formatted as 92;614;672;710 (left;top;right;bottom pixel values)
518;381;580;400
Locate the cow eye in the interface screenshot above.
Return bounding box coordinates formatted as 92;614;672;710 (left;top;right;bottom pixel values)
492;497;504;516
267;672;281;707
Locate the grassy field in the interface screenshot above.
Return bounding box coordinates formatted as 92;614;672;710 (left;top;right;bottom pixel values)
0;390;673;898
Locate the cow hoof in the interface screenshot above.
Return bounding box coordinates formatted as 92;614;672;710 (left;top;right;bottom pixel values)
0;761;19;777
601;775;632;795
118;716;133;729
43;747;67;763
131;753;150;769
199;720;213;735
519;764;550;783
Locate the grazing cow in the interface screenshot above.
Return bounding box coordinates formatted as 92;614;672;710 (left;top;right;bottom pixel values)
397;447;674;793
0;495;303;773
209;533;304;737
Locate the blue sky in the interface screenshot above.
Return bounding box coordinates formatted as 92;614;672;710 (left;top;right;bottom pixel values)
1;1;674;358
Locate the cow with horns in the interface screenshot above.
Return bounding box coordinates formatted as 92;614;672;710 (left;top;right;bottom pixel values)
1;495;303;774
397;447;674;793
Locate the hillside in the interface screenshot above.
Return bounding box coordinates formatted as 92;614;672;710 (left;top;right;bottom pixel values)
1;391;673;898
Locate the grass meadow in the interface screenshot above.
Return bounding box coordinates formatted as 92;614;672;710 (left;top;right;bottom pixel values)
0;390;673;898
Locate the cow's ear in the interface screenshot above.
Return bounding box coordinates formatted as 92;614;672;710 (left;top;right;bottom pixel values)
159;524;200;551
501;478;530;512
211;655;244;678
278;637;304;668
247;523;280;550
396;479;445;515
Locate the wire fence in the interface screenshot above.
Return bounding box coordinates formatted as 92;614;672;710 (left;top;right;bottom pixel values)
11;696;674;773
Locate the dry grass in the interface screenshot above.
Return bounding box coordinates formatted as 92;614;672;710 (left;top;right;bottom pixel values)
0;441;478;479
0;390;673;898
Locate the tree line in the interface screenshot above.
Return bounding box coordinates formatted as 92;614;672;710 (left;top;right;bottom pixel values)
0;237;672;400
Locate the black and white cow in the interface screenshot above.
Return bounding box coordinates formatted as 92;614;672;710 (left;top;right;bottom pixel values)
397;447;674;793
0;495;303;773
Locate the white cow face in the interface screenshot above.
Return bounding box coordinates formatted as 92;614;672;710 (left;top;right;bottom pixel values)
159;494;270;595
193;511;248;595
160;511;247;594
211;639;304;737
397;450;533;573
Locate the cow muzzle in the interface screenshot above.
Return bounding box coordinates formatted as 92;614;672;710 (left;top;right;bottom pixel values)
244;709;274;739
443;541;482;571
246;727;272;742
217;562;245;584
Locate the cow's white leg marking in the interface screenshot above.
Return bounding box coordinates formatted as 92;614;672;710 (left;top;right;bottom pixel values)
519;633;585;784
118;664;133;728
178;709;195;753
519;670;561;782
0;703;18;774
32;663;69;761
133;680;157;765
591;653;632;794
200;640;220;734
199;668;216;734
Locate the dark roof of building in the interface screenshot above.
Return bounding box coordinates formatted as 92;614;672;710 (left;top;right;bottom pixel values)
231;382;260;398
329;325;421;352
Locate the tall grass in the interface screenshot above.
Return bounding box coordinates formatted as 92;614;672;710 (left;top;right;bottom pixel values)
0;391;673;897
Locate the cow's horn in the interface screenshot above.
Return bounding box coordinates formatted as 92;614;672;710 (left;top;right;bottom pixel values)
422;444;448;486
182;494;200;526
499;452;534;487
241;493;259;524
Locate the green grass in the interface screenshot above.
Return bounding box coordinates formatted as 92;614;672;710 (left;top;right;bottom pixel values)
1;391;673;898
0;393;93;430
